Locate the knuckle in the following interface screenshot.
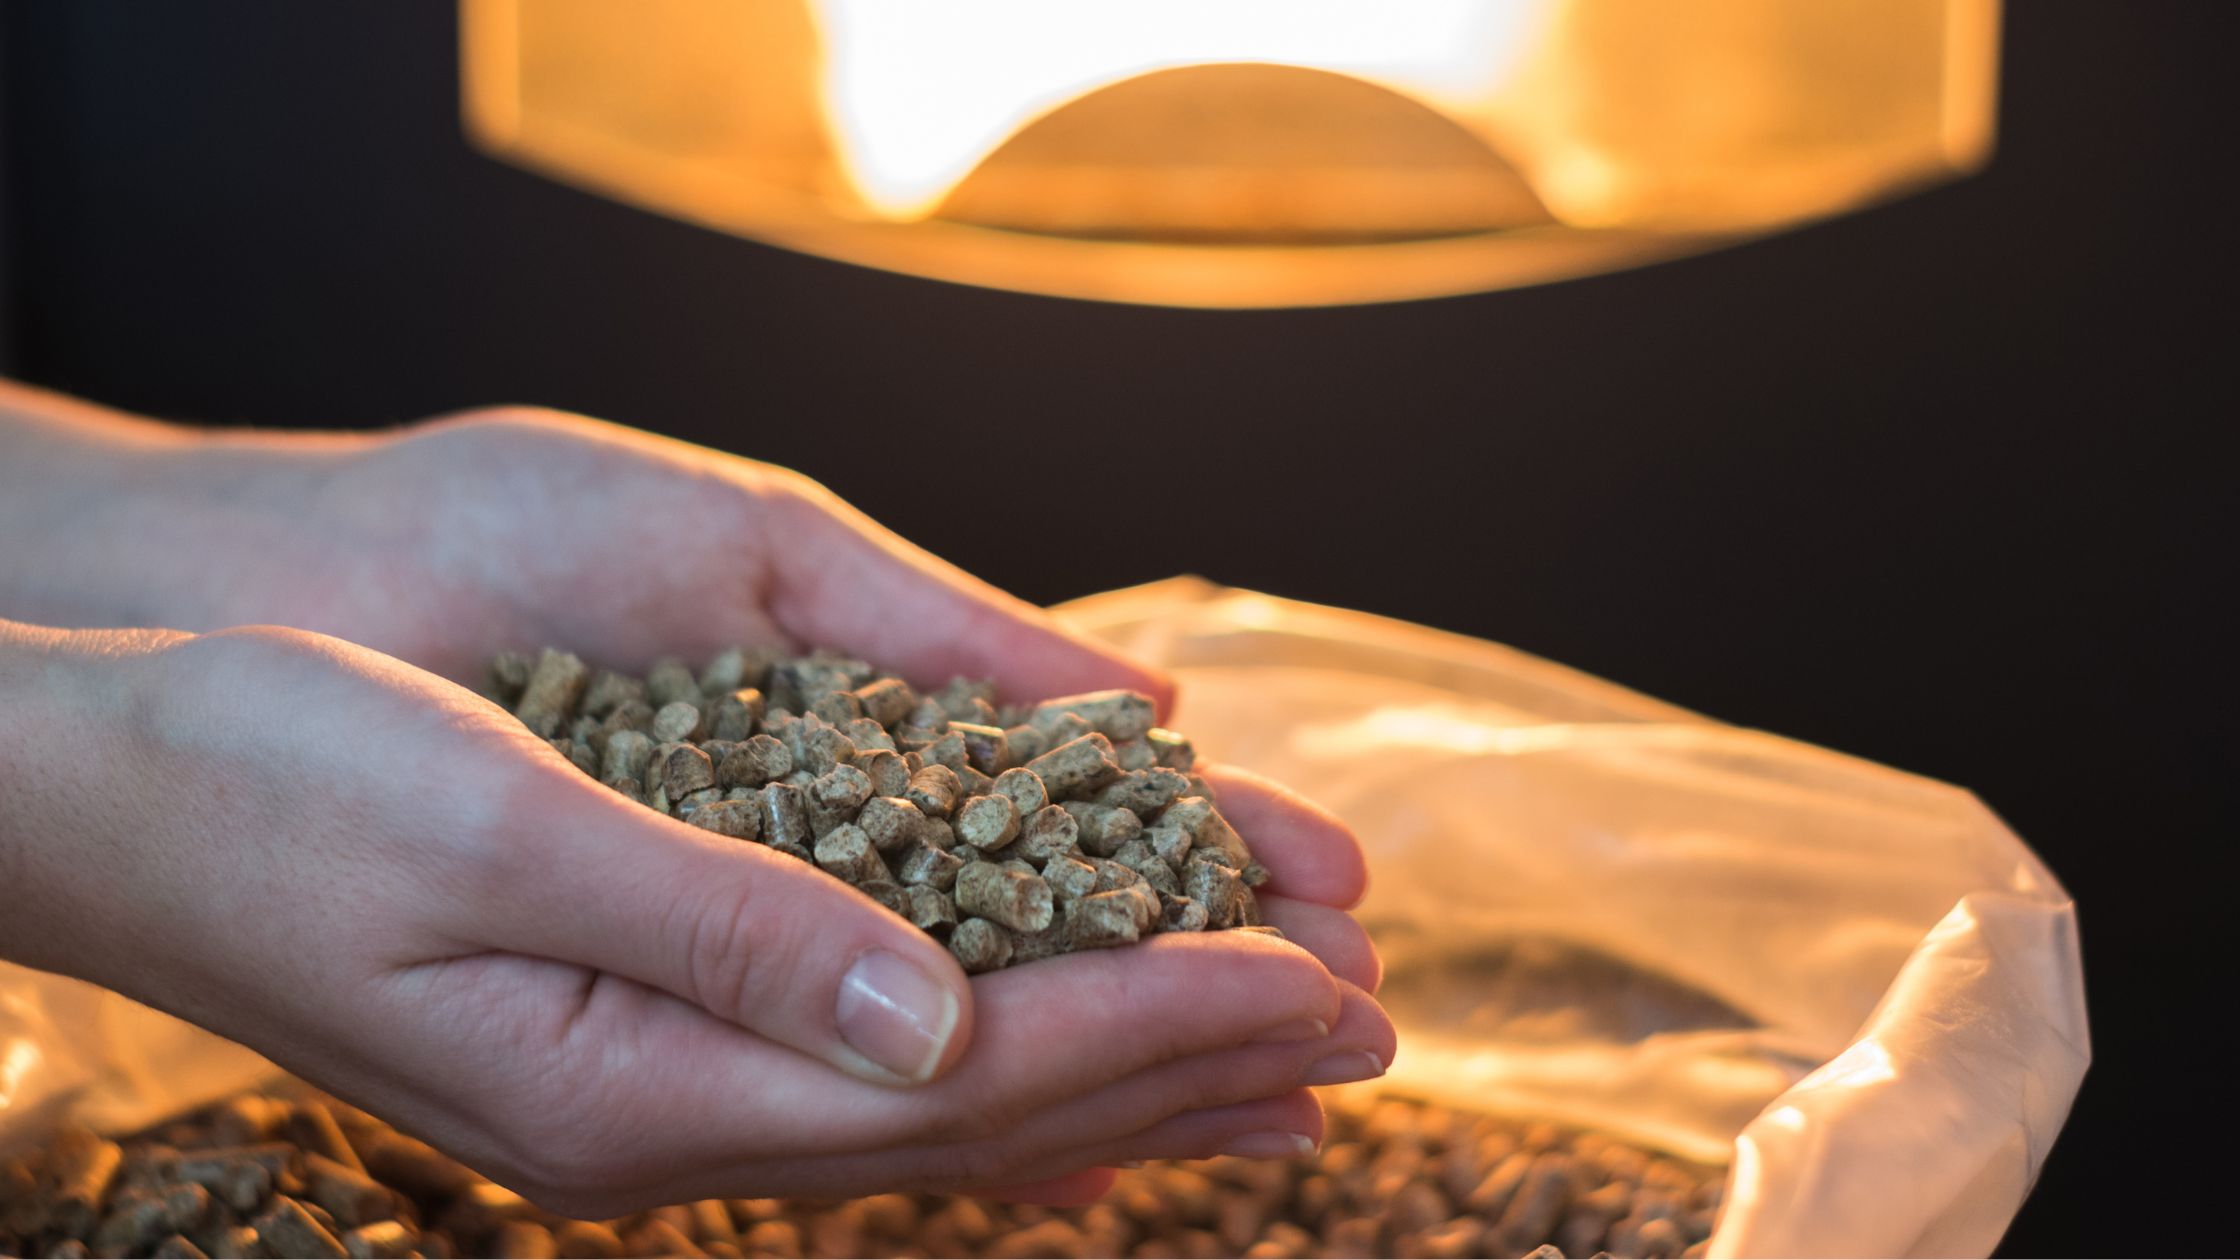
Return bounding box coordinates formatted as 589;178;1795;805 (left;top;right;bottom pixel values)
427;403;587;437
683;869;816;1026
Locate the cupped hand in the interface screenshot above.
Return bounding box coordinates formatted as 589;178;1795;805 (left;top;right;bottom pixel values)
2;402;1394;1206
158;405;1379;963
165;407;1372;889
3;624;1393;1216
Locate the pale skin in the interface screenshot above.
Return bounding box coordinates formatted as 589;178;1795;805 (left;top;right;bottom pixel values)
0;379;1391;1216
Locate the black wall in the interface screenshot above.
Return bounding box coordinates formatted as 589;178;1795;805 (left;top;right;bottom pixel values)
4;4;2233;1255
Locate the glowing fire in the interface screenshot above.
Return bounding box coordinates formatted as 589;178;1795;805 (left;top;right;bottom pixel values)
810;0;1548;220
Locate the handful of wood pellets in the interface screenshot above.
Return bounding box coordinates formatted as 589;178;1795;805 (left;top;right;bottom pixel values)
0;1085;1722;1259
487;647;1277;973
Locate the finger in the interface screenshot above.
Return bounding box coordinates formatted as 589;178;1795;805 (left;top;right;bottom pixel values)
959;1091;1328;1202
765;479;1175;712
1059;1088;1328;1167
764;982;1388;1201
947;931;1342;1114
552;926;1345;1159
630;1089;1328;1207
480;763;976;1087
1257;897;1382;994
441;861;1346;1155
1199;763;1368;908
420;965;1370;1211
948;979;1390;1170
968;1168;1119;1206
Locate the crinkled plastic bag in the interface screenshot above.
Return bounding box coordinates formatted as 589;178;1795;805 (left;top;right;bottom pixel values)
1059;580;2087;1259
0;579;2086;1258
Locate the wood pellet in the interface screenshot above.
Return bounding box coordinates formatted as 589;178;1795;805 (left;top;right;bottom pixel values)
486;647;1278;972
0;1089;1721;1259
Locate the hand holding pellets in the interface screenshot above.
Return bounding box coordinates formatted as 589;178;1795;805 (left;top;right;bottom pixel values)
489;646;1281;974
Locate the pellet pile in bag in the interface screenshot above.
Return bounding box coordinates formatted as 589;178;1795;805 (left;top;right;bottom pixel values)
0;579;2088;1258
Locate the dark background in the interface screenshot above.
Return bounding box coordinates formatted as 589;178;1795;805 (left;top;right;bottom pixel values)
2;3;2232;1255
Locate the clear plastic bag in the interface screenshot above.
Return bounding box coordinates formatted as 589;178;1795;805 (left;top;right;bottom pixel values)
0;579;2087;1258
1061;580;2088;1258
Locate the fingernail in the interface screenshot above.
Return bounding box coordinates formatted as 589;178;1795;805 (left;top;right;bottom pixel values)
1219;1131;1318;1160
1250;1017;1331;1044
835;950;960;1084
1298;1049;1385;1087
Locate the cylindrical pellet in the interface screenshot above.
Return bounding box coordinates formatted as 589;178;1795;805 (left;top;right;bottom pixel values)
954;863;1054;933
906;886;959;935
813;824;888;884
1094;768;1189;816
897;843;965;890
341;1220;418;1259
1043;853;1099;902
1064;892;1142;950
758;782;811;850
857;796;927;854
1112;838;1181;894
303;1151;392;1227
1014;804;1080;863
646;657;699;708
904;764;961;817
955;794;1020;851
690;799;764;841
810;764;873;814
43;1128;122;1240
1145;728;1196;771
1023;734;1119;798
647;742;716;796
1030;691;1156;741
946;722;1011;774
1159;893;1210;932
253;1196;348;1260
717;735;792;788
1185;859;1246;929
708;688;765;741
991;766;1048;816
171;1148;275;1212
853;749;910;797
947;918;1013;974
513;649;588;738
697;647;760;697
794;721;855;776
1496;1155;1575;1253
646;701;700;744
850;677;916;727
1063;801;1142;857
1144;821;1194;872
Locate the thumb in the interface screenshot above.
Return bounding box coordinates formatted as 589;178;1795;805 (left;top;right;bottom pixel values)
762;478;1176;713
491;773;975;1086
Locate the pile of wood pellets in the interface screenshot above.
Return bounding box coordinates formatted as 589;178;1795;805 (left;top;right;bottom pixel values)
0;1087;1721;1259
486;647;1278;972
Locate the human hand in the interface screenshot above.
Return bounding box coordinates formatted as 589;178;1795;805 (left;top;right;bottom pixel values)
80;402;1378;971
0;620;1391;1214
0;391;1389;1203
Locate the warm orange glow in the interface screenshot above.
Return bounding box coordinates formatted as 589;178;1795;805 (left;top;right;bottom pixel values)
813;0;1543;221
461;0;1998;307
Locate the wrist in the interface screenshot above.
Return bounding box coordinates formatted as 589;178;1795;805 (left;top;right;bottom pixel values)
0;619;189;979
0;379;369;630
